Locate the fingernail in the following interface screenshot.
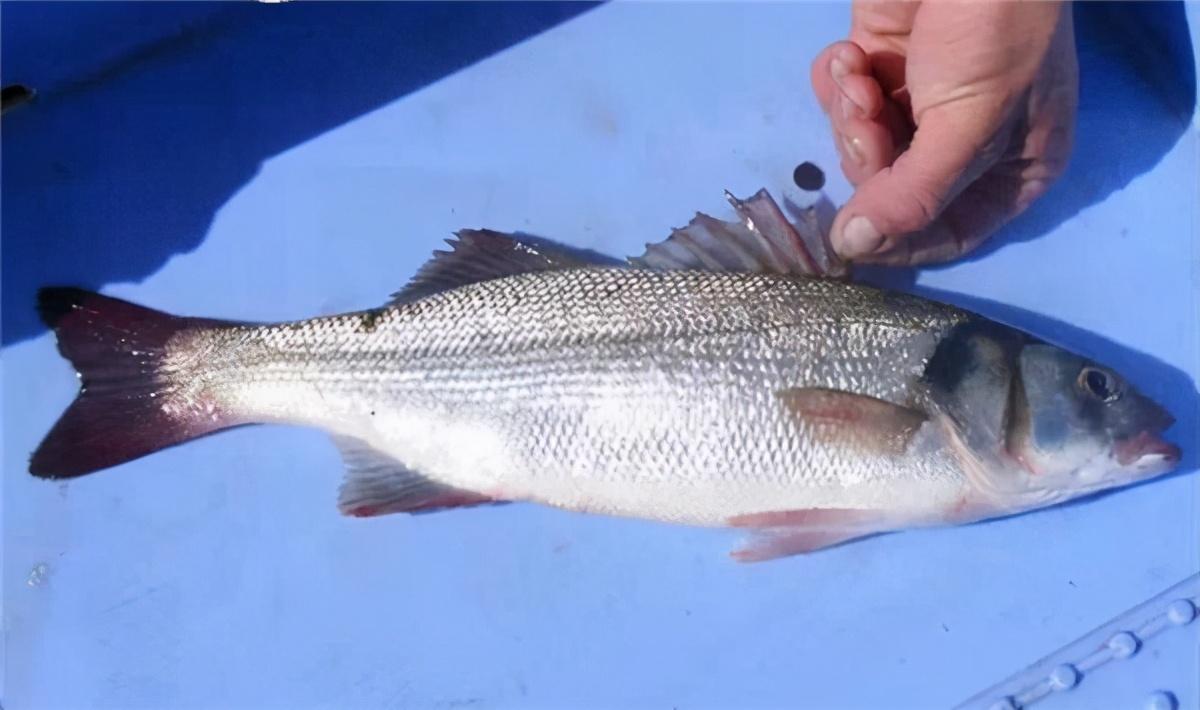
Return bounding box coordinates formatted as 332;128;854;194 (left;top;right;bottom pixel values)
838;216;884;257
840;133;865;166
831;55;872;117
1016;179;1047;211
830;56;849;85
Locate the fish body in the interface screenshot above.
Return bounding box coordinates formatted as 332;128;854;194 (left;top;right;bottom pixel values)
30;190;1181;560
177;269;969;526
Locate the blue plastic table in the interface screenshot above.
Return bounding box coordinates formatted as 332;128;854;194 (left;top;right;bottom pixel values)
3;3;1197;708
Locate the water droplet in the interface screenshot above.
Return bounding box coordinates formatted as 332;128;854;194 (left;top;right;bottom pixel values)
1145;690;1177;710
1107;631;1140;658
1166;599;1196;625
1049;663;1079;690
26;563;49;587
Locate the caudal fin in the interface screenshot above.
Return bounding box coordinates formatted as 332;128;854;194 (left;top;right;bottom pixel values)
30;288;241;479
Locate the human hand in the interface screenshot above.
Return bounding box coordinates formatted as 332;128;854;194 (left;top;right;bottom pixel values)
811;0;1078;266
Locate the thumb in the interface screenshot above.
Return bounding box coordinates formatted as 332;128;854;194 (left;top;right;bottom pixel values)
831;105;1007;262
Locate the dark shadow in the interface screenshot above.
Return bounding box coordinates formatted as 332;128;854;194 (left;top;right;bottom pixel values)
1;1;598;344
952;1;1196;266
910;284;1199;486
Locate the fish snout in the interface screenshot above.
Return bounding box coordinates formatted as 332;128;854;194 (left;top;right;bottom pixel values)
1114;430;1181;469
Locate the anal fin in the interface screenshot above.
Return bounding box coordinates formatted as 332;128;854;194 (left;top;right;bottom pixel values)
333;436;502;518
728;507;891;562
731;528;875;562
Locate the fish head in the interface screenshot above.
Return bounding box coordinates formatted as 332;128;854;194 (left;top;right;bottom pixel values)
925;322;1180;510
1006;343;1179;494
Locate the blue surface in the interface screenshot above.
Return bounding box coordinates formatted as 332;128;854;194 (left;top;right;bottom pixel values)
2;3;1198;708
0;1;595;344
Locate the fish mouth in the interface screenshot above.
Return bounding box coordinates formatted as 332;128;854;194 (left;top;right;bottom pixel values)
1114;431;1182;468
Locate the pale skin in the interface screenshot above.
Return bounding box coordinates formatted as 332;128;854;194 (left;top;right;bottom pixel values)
811;0;1079;266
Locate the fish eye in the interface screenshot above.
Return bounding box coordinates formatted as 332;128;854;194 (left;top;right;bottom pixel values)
1079;367;1122;403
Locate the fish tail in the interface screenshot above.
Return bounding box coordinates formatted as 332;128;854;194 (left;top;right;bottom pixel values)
30;287;242;479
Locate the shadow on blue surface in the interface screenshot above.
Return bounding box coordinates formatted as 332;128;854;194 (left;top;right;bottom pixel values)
960;1;1197;265
1;1;597;344
1;2;1192;345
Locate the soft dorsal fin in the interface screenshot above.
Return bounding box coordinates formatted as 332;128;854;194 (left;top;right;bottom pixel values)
332;435;502;517
390;229;596;304
630;189;849;279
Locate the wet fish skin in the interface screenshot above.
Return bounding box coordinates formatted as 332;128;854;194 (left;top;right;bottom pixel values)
173;268;972;526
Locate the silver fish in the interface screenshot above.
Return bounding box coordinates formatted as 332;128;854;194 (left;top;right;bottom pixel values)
30;190;1180;561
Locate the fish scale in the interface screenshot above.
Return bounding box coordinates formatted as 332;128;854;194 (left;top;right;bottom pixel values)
172;268;972;525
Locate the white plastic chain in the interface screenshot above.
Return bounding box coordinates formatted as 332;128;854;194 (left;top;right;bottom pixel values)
956;572;1199;710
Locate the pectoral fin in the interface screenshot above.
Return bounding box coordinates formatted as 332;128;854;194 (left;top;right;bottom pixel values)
778;387;927;456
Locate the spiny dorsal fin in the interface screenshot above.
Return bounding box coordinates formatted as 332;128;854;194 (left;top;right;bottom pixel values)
390;229;596;304
333;436;501;517
630;189;849;279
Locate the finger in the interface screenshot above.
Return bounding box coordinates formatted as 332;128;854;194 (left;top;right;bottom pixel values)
850;1;919;41
830;103;1010;260
834;71;885;120
810;41;872;116
836;114;895;186
849;0;919;95
861;174;1020;266
814;42;894;184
